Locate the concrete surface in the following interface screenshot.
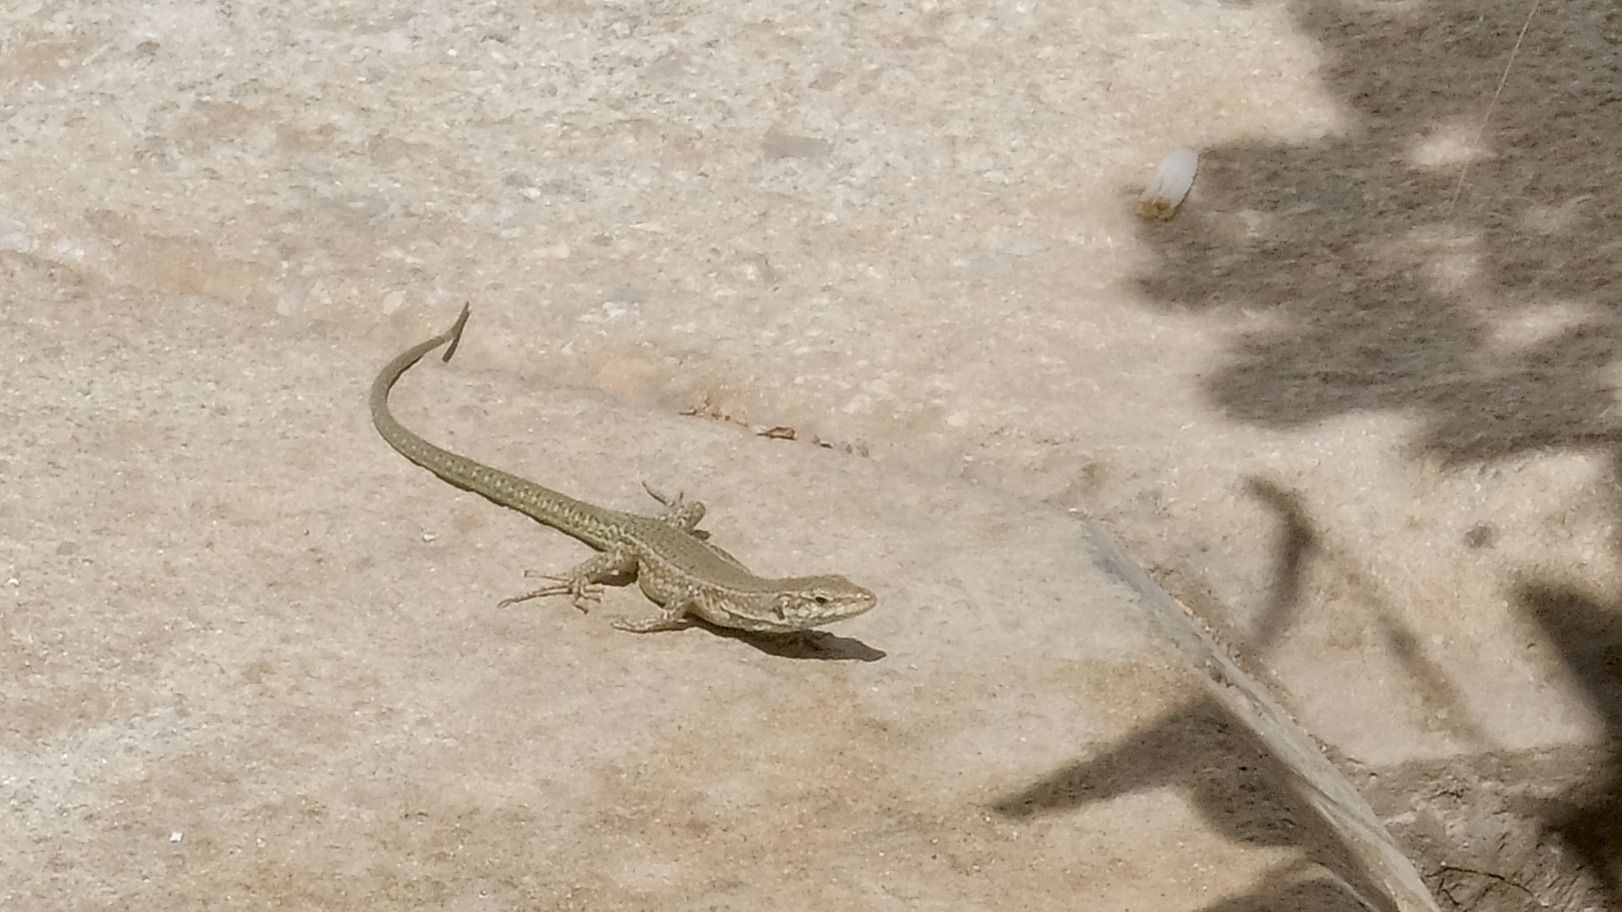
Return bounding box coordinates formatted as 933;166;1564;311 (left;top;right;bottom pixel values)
3;290;1417;909
4;0;1619;909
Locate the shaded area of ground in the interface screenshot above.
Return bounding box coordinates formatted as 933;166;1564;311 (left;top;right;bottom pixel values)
1133;1;1621;907
993;697;1391;912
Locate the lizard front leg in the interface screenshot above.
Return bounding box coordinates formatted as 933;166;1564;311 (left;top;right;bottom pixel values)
613;577;700;633
612;601;697;633
498;546;638;613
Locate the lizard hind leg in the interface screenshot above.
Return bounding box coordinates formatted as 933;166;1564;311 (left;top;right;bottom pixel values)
641;481;707;531
497;573;601;613
498;548;636;613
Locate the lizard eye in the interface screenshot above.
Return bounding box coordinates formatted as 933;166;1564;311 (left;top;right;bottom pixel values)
812;594;829;605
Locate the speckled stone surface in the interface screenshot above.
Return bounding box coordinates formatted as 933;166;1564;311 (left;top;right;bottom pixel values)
6;0;1618;908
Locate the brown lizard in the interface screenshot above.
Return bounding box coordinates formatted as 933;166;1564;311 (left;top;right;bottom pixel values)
370;305;877;634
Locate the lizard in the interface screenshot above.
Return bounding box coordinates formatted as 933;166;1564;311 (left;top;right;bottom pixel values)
369;304;878;634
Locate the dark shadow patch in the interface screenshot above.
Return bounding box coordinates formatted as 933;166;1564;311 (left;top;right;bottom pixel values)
1515;581;1622;899
699;622;887;661
992;697;1396;912
1195;873;1375;912
1134;0;1622;466
1128;0;1622;904
1245;477;1318;653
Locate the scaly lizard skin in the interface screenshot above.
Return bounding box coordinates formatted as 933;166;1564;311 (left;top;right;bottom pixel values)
370;305;877;634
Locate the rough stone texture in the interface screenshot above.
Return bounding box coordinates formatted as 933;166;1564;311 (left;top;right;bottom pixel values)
4;0;1618;909
5;281;1427;910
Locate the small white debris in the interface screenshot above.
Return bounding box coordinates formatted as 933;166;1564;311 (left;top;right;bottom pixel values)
169;831;183;843
1136;147;1199;221
0;214;34;253
421;532;437;543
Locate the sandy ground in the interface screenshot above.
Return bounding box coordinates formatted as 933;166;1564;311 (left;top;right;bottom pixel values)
4;0;1620;909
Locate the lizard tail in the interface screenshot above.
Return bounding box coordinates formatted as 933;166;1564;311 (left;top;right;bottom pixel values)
441;302;470;363
369;304;620;550
369;303;472;444
374;301;480;470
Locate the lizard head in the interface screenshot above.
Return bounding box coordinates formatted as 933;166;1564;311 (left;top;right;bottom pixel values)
765;575;877;630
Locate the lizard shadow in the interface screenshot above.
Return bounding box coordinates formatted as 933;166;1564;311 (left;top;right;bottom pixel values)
694;621;887;662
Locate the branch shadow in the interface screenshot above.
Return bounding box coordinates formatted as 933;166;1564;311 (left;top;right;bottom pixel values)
1196;874;1376;912
1136;1;1622;467
1245;475;1490;747
1244;478;1317;655
1120;0;1622;904
992;697;1398;912
1513;580;1622;898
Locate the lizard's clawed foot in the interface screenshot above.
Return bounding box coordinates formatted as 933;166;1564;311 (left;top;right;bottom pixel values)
498;571;603;613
